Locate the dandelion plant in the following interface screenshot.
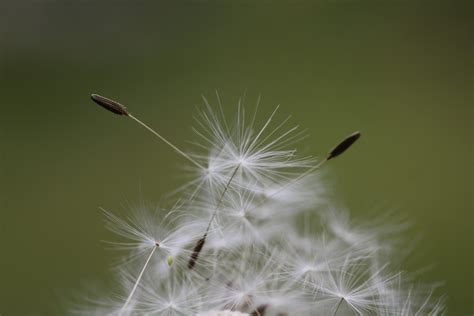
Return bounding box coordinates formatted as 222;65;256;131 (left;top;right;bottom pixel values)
76;93;445;315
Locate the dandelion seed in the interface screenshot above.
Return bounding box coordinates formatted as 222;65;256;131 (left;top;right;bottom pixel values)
186;97;319;269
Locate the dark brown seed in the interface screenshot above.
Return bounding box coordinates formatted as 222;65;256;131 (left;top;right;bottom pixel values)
327;131;361;160
90;94;129;116
188;234;207;269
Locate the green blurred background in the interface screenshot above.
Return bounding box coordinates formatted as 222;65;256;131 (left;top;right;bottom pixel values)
1;0;472;314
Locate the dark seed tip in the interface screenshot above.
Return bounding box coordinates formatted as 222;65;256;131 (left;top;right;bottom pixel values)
327;131;361;160
90;94;129;116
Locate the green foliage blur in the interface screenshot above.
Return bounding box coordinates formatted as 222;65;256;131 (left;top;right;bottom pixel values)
1;1;472;314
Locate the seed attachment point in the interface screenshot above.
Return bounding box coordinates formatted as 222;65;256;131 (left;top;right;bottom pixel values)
91;94;129;116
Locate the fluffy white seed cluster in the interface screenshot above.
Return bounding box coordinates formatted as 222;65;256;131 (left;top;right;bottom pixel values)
76;96;445;315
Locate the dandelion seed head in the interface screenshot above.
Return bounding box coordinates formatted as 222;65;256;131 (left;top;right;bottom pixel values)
79;93;445;316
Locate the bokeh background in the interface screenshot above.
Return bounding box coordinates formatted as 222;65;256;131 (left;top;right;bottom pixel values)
1;1;472;315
